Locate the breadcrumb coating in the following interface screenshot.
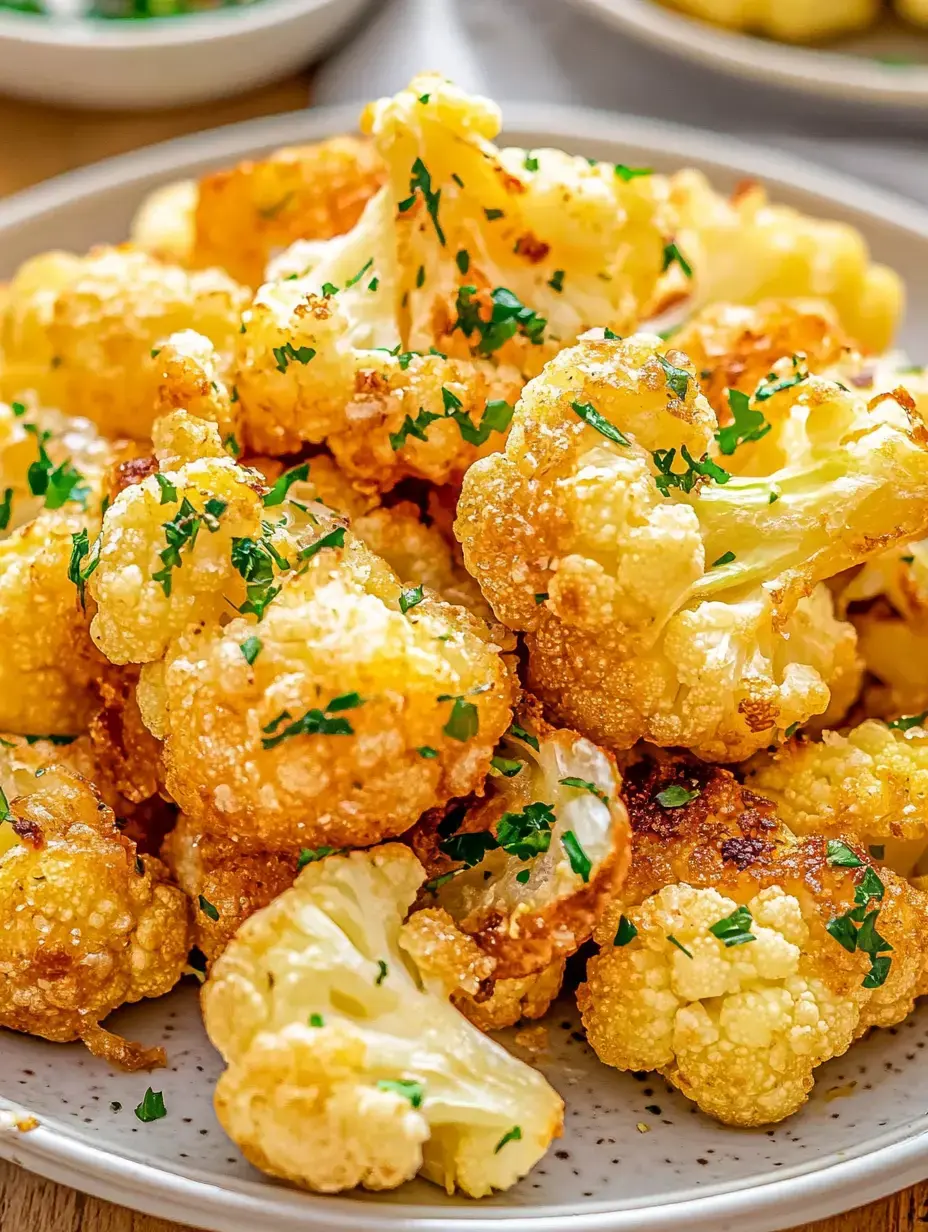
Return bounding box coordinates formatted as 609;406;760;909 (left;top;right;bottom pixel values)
457;334;912;759
235;74;670;487
745;720;928;873
202;844;563;1196
0;766;190;1068
0;246;249;439
139;531;513;851
577;758;928;1125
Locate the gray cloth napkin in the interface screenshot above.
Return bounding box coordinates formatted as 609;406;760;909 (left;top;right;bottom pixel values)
316;0;928;203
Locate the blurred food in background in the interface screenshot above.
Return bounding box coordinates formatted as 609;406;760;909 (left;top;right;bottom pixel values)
659;0;928;42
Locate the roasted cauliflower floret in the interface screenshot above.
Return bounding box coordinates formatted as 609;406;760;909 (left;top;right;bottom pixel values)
745;720;928;874
577;758;928;1125
202;844;563;1196
138;529;513;851
189;136;386;288
235;73;670;488
0;766;190;1069
406;703;630;978
0;246;249;439
661;0;878;41
664;172;901;352
457;334;921;759
129;179;197;266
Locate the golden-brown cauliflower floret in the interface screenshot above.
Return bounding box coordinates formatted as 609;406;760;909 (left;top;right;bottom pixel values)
457;334;919;759
0;246;249;439
670;299;852;420
577;758;928;1125
235;74;670;488
150;329;240;445
129;179;197;266
138;530;514;852
745;719;928;874
0;766;190;1069
664;172;901;352
406;703;630;978
851;607;928;720
189;136;386;288
202;844;563;1196
661;0;878;41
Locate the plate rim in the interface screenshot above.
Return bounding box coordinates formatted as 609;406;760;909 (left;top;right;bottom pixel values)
5;100;928;1230
566;0;928;107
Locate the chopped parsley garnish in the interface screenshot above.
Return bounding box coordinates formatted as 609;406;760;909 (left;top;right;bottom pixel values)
534;592;548;604
826;839;864;869
870;845;886;860
491;756;523;777
389;407;442;452
0;787;9;823
523;153;539;172
826;865;893;987
309;1013;324;1027
655;354;690;400
298;526;346;563
423;871;457;893
399;585;424;614
198;895;219;922
263;462;309;507
655;784;700;809
345;258;374;289
434;389;514;448
375;959;389;985
559;776;609;805
562;830;592;881
443;697;479;742
417;746;438;759
440;830;499;866
784;721;801;739
494;1126;522;1153
662;241;693;279
484;208;505;221
262;693;363;749
297;846;343;870
134;1088;166;1123
754;358;808;402
497;801;556;860
515;868;531;884
416;265;426;288
377;1079;424;1108
667;935;693;958
711;551;735;567
456;249;470;275
603;327;621;340
614;915;638;946
68;528;101;610
887;711;928;732
708;905;755;947
548;269;565;293
321;281;339;297
453;285;546;356
152;497;225;597
231;535;286;620
614;164;653;181
508;723;540;752
715;388;772;455
398;158;445;245
0;487;11;531
223;433;240;457
651;445;730;497
154;473;177;505
570;399;630;445
239;636;262;665
11;401;26;417
272;342;316;373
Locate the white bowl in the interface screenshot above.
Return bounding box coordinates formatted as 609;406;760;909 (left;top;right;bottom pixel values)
0;0;370;109
568;0;928;109
4;104;928;1232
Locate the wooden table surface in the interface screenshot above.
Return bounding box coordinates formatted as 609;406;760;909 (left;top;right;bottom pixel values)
0;70;925;1232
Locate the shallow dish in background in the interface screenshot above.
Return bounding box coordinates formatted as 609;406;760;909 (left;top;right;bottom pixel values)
4;104;928;1232
568;0;928;109
0;0;369;109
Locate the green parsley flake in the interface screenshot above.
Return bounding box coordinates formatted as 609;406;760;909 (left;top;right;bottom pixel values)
68;528;101;610
398;158;445;245
491;756;523;777
272;342;316;373
497;802;557;860
651;444;730;497
443;697;479;742
559;776;609;805
399;585;424;614
198;895;219;921
826;865;893;987
417;746;438;759
321;281;339;297
298;526;346;563
456;249;470;275
655;354;690;400
662;241;693;279
231;535;286;621
494;1126;523;1153
0;787;9;823
887;711;928;732
263;462;309;507
614;915;638;946
826;839;864;869
785;721;801;739
715;388;772;455
523;153;539;172
754;361;808;403
615;164;653;181
223;434;241;458
562;830;592;881
570;399;630;445
377;1078;424;1107
508;723;540;752
655;784;700;809
239;636;262;666
667;934;693;958
345;258;374;289
154;473;177;505
708;905;755;947
262;693;363;749
297;846;343;870
534;592;549;604
309;1013;324;1027
389;407;441;452
0;488;12;531
484;208;504;221
423;871;457;893
134;1088;166;1123
548;269;565;293
152;497;225;597
453;285;546;356
515;868;531;885
375;959;389;985
869;845;886;860
711;551;736;567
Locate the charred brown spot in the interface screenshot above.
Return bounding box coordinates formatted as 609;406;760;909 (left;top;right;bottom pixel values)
514;233;551;264
110;455;158;498
737;696;780;734
622;757;715;838
11;818;43;847
720;836;769;870
31;949;72;979
354;368;391;396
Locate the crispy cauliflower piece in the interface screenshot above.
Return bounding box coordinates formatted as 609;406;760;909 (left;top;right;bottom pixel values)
745;720;928;874
189;136;386;288
664;173;901;352
202;844;563;1195
577;758;928;1125
661;0;878;40
138;530;513;851
235;73;670;488
0;766;190;1069
0;246;249;439
852;607;928;720
405;703;630;978
129;179;197;266
150;329;240;445
456;334;919;759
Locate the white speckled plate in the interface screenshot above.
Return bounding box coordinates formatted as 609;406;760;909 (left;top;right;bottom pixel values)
569;0;928;109
4;105;928;1232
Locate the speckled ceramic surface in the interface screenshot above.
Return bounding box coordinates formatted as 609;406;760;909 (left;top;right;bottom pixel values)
3;107;928;1232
